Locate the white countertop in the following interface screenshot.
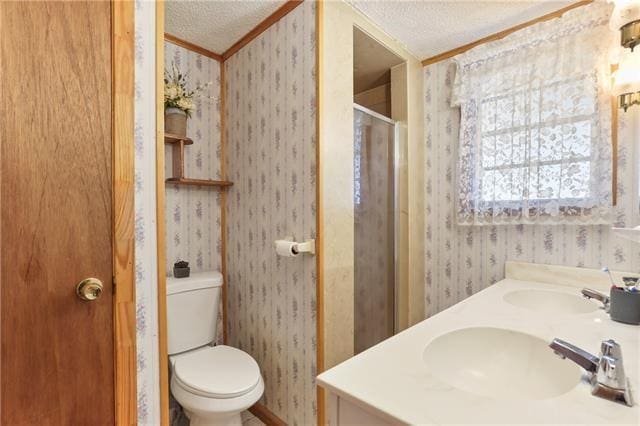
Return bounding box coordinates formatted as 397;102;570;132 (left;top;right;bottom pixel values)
317;262;640;425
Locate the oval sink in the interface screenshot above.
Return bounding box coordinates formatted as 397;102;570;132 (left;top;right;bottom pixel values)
504;289;599;314
423;327;581;400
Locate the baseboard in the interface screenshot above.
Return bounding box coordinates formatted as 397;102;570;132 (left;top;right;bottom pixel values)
249;402;286;426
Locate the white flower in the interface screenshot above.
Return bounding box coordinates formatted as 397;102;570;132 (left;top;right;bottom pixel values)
177;98;194;111
165;83;179;100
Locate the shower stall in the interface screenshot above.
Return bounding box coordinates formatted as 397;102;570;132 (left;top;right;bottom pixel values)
353;104;398;354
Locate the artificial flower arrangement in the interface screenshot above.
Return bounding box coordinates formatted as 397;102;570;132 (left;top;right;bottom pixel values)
164;63;211;136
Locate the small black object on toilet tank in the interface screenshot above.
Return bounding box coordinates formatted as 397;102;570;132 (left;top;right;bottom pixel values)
173;260;190;278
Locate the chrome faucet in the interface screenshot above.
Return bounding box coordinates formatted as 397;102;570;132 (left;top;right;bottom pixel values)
550;338;633;406
581;288;610;312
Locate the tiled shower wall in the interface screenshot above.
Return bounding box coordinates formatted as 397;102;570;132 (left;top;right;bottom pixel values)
225;2;317;424
164;42;223;276
423;58;640;318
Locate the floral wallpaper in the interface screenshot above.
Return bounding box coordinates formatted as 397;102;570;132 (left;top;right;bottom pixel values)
224;2;317;424
134;1;160;424
164;42;223;276
164;42;224;347
424;58;640;318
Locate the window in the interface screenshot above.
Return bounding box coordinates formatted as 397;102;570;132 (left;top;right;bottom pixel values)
478;75;596;204
451;2;615;225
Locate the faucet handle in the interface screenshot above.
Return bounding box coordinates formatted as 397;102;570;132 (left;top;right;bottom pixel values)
598;340;625;389
593;355;634;406
597;355;626;389
600;339;622;359
551;338;633;406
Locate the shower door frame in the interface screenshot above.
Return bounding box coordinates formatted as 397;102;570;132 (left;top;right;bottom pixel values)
353;102;400;337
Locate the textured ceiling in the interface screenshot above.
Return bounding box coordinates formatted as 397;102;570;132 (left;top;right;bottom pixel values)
349;0;573;60
165;0;287;54
354;27;405;93
166;0;577;59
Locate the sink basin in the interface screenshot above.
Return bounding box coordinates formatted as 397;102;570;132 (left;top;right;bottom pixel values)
504;289;599;314
423;327;581;400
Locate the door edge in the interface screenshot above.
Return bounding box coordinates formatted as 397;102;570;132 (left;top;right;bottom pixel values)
112;1;137;424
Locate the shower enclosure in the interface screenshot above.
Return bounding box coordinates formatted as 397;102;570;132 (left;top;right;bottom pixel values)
353;104;397;354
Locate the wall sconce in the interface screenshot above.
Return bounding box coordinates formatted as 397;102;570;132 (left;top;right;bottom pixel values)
610;0;640;45
610;0;640;110
621;19;640;50
612;51;640;111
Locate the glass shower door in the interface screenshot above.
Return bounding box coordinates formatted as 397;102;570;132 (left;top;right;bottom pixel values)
353;105;396;354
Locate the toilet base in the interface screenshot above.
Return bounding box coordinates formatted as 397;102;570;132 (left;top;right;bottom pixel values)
184;410;241;426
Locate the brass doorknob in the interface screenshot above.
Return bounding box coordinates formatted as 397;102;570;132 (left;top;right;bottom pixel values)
76;278;104;301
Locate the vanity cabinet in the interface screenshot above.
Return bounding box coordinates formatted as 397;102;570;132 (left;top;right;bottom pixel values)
318;263;640;425
326;392;395;426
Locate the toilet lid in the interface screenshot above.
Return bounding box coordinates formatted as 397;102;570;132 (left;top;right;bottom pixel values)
173;345;261;399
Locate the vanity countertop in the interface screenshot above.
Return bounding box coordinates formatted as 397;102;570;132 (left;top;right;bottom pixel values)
317;262;640;425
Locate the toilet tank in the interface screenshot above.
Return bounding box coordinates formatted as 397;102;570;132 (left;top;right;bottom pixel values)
166;271;223;355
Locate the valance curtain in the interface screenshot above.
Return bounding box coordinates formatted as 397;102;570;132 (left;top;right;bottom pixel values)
451;2;616;225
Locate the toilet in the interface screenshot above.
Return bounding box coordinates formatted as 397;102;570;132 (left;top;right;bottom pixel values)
167;271;264;426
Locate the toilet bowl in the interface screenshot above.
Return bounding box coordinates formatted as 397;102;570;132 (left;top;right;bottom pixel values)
166;272;264;426
170;345;264;426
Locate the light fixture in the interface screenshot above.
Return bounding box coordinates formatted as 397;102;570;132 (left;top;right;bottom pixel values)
610;0;640;49
610;1;640;110
612;50;640;111
621;19;640;50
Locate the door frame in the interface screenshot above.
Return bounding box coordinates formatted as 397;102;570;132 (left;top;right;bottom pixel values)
154;2;321;425
112;1;137;424
155;2;170;425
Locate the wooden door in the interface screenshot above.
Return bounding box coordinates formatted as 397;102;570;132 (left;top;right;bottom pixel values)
1;1;115;424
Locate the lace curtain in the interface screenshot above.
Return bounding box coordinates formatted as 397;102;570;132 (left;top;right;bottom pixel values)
451;2;616;225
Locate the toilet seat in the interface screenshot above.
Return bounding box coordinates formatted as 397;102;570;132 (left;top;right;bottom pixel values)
172;345;261;399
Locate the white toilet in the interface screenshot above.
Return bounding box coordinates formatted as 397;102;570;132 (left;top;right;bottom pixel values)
167;271;264;426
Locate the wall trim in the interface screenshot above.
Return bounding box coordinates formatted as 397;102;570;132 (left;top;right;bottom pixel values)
220;50;229;345
249;403;286;426
165;32;223;61
315;1;325;425
156;2;170;426
112;0;137;423
420;0;593;66
612;93;618;206
164;1;304;64
222;0;304;60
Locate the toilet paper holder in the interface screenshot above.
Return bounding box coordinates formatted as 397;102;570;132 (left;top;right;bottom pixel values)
275;236;316;256
294;239;316;255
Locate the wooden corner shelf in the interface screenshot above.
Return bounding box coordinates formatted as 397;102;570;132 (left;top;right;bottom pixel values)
166;178;233;187
164;133;233;189
164;133;193;145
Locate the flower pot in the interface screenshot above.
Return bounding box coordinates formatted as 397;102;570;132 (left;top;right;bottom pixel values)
165;107;187;137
